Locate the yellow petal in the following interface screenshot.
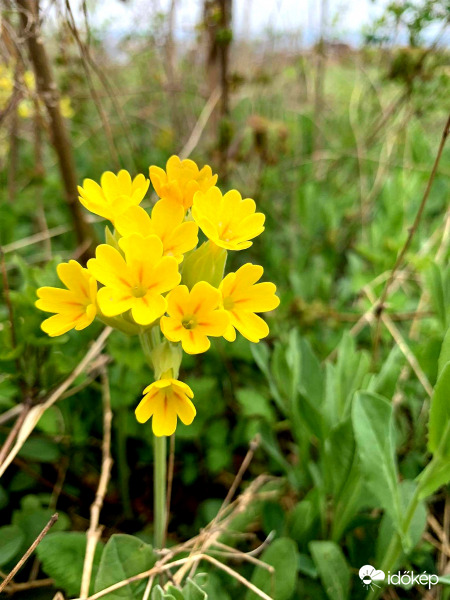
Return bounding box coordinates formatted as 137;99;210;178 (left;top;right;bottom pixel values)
130;294;167;325
97;286;133;317
160;315;184;343
115;205;152;237
88;245;132;289
166;286;190;319
180;328;210;354
196;309;229;337
187;281;221;315
231;311;269;343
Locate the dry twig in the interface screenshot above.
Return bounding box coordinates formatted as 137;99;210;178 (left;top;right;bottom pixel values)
80;366;113;598
0;513;58;593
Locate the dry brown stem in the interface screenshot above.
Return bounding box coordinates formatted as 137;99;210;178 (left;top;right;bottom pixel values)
0;327;112;478
79;367;113;598
0;513;58;593
15;0;94;260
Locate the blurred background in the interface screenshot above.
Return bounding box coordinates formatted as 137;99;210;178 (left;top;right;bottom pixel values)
0;1;449;598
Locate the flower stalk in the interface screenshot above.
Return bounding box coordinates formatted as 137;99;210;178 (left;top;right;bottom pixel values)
153;434;167;549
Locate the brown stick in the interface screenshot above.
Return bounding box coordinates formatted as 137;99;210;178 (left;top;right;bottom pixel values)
0;513;58;593
80;367;113;598
0;327;112;478
15;0;94;261
373;113;450;357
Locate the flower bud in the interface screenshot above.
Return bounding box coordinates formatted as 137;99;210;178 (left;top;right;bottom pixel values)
150;340;183;380
181;241;227;289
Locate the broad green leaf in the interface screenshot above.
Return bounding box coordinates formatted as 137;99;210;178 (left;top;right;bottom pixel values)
37;532;103;597
417;422;450;499
289;489;321;549
152;586;177;600
18;438;60;463
246;538;299;600
183;577;208;600
236;388;275;421
0;525;25;566
438;328;450;377
310;541;350;600
298;337;324;407
428;362;450;455
426;262;447;329
335;333;370;419
94;534;157;599
324;419;356;497
376;480;426;563
368;346;403;399
352;392;402;531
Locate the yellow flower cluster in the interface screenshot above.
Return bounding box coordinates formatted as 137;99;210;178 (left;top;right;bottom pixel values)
0;66;74;120
36;155;279;436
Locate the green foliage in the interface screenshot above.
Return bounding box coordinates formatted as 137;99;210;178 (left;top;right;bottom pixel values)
247;538;299;600
352;392;402;531
0;525;25;567
37;532;103;597
310;541;351;600
94;534;158;599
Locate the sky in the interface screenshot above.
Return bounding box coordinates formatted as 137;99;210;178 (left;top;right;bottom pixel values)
81;0;390;45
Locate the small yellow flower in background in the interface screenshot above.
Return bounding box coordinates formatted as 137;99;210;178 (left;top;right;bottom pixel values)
150;155;217;210
87;234;180;326
192;187;265;251
60;97;74;119
36;260;97;337
161;281;229;354
115;199;198;263
220;263;280;343
78;170;149;223
135;378;196;436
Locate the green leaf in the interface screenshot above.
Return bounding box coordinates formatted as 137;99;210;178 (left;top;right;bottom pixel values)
352;392;402;531
309;541;350;600
183;577;208;600
18;438;60;463
236;388;275;421
246;538;299;600
428;362;450;455
438;328;450;377
298;337;324;407
37;532;103;597
0;525;25;566
376;480;426;563
94;534;157;599
152;586;178;600
289;489;321;549
426;262;447;329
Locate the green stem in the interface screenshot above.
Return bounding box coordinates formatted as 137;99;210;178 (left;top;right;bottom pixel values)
366;487;421;600
153;434;167;549
117;406;132;518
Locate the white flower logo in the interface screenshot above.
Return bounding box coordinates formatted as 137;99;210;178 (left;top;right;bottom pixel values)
359;565;385;591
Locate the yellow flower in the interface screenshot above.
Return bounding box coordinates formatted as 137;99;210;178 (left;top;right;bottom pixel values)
115;199;198;263
87;234;180;326
135;378;196;436
60;97;74;119
192;187;265;251
36;260;97;337
78;170;149;223
219;264;280;343
149;155;217;210
161;281;229;354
